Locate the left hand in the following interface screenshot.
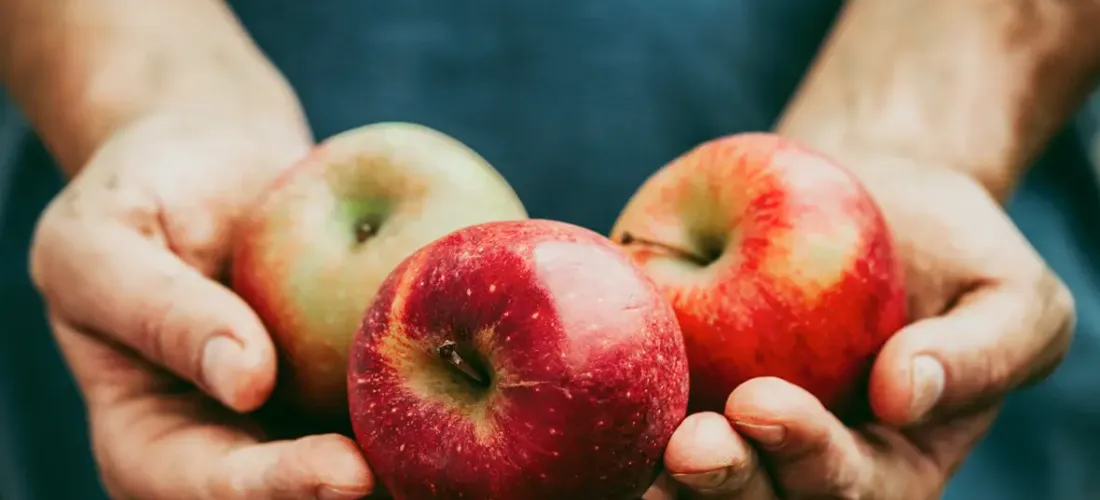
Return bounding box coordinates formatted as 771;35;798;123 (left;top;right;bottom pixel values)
642;155;1075;499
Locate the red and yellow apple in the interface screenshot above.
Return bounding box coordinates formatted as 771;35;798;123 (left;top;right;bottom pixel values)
231;122;528;420
348;219;689;500
610;133;908;418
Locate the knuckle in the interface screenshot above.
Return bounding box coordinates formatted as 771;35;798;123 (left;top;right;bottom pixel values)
1021;269;1077;387
1047;274;1076;330
1032;268;1076;350
27;202;65;295
26;182;115;304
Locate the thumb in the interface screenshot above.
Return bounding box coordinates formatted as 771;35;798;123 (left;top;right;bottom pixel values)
869;273;1074;426
32;217;276;412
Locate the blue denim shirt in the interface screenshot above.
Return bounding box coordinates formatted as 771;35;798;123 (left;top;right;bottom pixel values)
1;1;1097;498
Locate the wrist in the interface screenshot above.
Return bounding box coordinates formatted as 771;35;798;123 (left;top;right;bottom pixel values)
77;57;309;168
776;123;1019;204
776;0;1100;202
1;0;311;176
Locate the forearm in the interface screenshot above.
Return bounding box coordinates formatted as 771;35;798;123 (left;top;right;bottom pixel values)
0;0;309;175
777;0;1100;201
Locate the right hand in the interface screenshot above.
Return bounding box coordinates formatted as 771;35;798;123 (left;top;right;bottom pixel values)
30;111;376;499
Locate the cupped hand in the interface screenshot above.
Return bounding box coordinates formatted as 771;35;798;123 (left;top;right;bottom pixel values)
29;114;375;499
644;155;1075;499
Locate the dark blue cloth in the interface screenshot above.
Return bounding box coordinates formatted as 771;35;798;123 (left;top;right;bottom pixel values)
1;1;1097;498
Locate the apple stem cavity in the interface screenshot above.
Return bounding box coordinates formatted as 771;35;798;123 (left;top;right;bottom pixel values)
355;220;377;243
619;231;715;267
438;340;490;388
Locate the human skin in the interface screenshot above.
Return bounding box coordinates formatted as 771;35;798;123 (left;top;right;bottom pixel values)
3;0;1098;499
649;0;1099;498
2;1;374;498
0;2;676;499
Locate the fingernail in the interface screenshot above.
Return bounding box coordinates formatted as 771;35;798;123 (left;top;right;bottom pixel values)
733;422;787;447
202;336;246;406
318;486;367;500
672;467;738;493
910;354;946;422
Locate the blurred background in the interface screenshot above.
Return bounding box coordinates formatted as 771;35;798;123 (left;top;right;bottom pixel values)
3;1;1100;498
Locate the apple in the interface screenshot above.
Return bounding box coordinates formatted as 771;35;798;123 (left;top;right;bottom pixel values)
231;122;528;421
610;132;907;418
348;219;690;500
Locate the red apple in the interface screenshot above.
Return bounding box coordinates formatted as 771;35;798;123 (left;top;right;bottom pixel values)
610;133;907;418
232;122;528;421
348;219;689;500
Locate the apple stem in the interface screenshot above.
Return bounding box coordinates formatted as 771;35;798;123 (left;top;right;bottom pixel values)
619;231;712;267
438;341;489;387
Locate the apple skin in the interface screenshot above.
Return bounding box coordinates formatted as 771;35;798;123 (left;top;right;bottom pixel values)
231;122;528;421
610;132;907;418
348;219;690;500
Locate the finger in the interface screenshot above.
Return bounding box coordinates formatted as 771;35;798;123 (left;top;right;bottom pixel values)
664;412;777;499
641;473;677;500
214;435;374;499
49;314;177;411
869;273;1075;426
33;220;276;412
94;398;373;499
725;378;934;499
57;319;374;500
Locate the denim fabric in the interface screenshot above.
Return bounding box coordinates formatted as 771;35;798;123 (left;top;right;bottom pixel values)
0;1;1097;498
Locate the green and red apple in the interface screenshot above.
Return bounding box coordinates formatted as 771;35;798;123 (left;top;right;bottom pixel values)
232;122;528;420
348;219;690;500
611;132;908;418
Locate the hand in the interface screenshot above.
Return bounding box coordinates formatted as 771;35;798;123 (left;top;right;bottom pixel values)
644;155;1075;499
29;113;376;499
